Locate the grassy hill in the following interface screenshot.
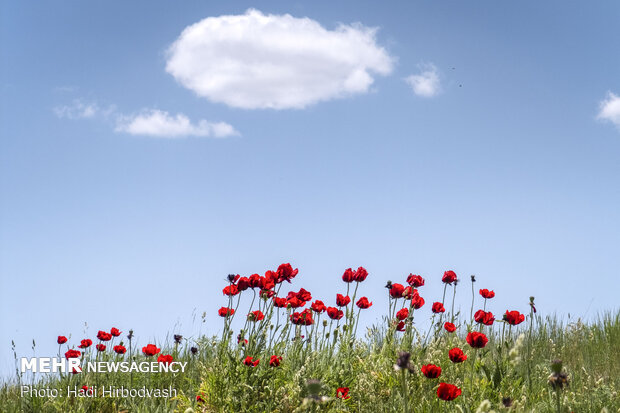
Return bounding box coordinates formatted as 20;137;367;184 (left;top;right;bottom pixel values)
2;268;618;412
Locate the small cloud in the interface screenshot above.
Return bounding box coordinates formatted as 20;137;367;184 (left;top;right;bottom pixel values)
404;64;441;98
115;109;239;138
54;99;237;139
597;92;620;130
165;9;394;109
53;100;100;119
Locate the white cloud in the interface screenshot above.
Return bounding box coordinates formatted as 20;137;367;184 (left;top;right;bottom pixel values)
115;109;239;138
54;99;237;139
53;100;100;119
404;64;441;97
597;92;620;130
165;9;394;109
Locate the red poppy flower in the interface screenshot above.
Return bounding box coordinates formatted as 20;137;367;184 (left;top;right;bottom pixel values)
336;294;351;307
237;277;250;291
421;364;442;378
260;289;275;299
396;321;406;332
444;322;456;333
410;292;425;309
291;309;313;325
223;285;239;296
466;331;489;348
218;307;235;317
264;270;277;284
406;274;425;288
336;387;350;400
342;268;355;283
243;356;259;367
442;270;457;284
57;336;68;345
248;273;262;289
196;393;205;403
248;310;265;321
396;308;409;321
474;310;495;326
353;266;368;282
276;263;298;284
97;331;112;341
261;276;275;291
113;345;126;354
356;297;373;309
432;302;445;314
142;344;161;356
269;355;282;367
389;283;405;298
296;288;312;302
311;300;327;313
157;354;173;365
273;297;288;308
472;309;488;322
504;310;525;325
95;344;106;352
448;347;467;363
80;385;95;395
401;286;412;299
78;339;92;349
238;336;248;346
437;382;461;401
479;289;495;299
286;296;306;308
65;349;81;359
327;307;344;320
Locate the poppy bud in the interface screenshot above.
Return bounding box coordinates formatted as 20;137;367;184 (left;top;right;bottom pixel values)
395;351;413;372
548;368;569;391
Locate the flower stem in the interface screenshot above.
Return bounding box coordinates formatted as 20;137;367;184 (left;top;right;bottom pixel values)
470;278;475;324
401;368;409;413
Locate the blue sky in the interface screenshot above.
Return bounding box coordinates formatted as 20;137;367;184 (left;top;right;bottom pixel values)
1;0;619;376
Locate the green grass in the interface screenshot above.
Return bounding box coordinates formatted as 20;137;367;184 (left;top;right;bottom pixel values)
1;278;619;413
